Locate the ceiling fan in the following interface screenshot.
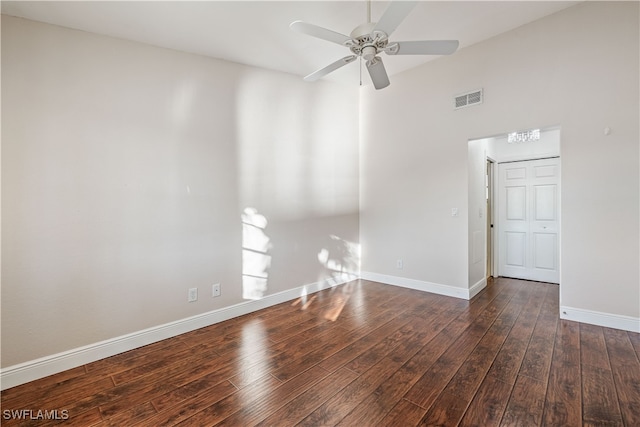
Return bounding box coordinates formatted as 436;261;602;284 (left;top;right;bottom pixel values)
290;0;459;90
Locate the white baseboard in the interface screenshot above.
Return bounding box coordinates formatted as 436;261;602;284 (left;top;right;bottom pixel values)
560;306;640;333
0;274;355;391
469;278;487;299
360;271;473;300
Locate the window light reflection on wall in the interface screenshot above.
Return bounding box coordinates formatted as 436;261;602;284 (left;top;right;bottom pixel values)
508;129;541;143
241;207;271;300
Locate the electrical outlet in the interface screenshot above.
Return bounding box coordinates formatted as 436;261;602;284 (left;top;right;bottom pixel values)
188;287;198;302
396;259;403;269
212;283;221;298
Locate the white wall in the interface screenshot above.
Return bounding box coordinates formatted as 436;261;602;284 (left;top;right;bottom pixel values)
1;16;360;368
361;2;639;322
467;137;488;289
487;128;561;163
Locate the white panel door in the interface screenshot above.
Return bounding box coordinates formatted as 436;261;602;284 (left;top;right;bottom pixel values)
498;158;560;283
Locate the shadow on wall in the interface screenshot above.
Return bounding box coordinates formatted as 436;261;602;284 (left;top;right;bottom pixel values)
317;234;360;285
241;208;360;302
234;71;360;303
316;236;360;320
290;235;360;321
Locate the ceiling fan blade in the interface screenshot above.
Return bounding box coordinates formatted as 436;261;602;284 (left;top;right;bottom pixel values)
373;1;417;37
366;57;390;90
386;40;459;55
290;21;353;46
304;55;357;82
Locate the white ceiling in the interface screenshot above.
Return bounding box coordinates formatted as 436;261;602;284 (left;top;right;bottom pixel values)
2;1;579;86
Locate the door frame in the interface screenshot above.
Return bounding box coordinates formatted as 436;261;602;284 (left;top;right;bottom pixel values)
486;158;497;279
468;127;562;288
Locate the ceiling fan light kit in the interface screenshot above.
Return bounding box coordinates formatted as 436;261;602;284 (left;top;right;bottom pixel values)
290;0;459;90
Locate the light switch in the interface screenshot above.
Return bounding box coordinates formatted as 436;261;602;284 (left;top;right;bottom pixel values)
451;208;459;217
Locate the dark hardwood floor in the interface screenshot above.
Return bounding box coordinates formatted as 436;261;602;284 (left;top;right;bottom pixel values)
2;278;640;426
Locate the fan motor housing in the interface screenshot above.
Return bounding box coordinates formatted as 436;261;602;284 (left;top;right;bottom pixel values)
350;22;376;40
349;22;389;59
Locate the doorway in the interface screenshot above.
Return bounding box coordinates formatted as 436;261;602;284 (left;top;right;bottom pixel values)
468;127;561;287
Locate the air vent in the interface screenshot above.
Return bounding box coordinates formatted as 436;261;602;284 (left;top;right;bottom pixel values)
454;89;483;110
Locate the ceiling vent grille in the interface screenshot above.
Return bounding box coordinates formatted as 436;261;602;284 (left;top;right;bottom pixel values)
454;89;483;110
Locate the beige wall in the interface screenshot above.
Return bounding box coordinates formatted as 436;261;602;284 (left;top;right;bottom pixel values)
1;16;360;367
360;2;639;317
467;136;488;288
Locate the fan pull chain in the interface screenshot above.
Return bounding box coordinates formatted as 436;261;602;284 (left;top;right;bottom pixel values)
359;57;363;86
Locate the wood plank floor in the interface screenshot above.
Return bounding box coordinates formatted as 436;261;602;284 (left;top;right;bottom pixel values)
2;277;640;426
